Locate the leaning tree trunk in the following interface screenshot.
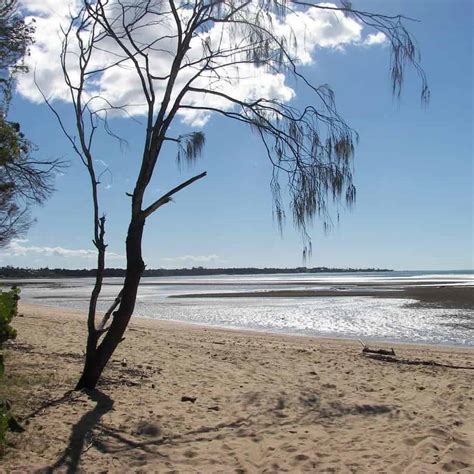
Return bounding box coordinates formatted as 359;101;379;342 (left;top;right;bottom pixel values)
74;170;208;389
75;216;146;390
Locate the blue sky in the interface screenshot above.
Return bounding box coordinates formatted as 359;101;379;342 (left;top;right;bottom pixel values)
1;0;472;271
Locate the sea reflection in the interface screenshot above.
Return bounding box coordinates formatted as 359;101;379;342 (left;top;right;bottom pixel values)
10;271;474;347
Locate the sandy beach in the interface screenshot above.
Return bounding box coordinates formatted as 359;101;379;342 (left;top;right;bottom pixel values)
1;302;473;473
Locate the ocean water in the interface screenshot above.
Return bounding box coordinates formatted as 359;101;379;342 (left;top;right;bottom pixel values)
9;270;474;347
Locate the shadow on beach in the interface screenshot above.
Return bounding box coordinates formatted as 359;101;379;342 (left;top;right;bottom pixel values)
35;389;393;471
39;390;114;474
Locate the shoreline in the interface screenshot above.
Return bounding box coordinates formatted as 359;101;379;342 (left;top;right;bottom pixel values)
19;301;474;351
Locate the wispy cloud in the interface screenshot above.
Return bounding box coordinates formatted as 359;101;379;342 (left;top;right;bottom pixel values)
1;239;124;260
162;254;224;264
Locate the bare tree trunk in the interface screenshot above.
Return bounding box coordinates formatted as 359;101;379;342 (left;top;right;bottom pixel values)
74;167;207;389
76;216;145;389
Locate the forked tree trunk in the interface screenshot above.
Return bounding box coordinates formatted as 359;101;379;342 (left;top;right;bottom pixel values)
76;217;145;390
74;171;208;389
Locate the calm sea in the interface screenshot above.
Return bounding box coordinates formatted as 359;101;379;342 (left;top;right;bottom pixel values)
8;270;474;347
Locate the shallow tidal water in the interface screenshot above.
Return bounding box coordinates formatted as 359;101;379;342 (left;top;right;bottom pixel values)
10;271;474;347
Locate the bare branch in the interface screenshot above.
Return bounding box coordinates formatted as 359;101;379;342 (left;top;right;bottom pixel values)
142;171;207;218
98;289;123;332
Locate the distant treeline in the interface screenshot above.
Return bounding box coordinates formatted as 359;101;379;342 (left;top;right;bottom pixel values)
0;265;392;279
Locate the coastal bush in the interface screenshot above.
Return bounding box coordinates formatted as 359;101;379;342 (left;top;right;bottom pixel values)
0;286;19;450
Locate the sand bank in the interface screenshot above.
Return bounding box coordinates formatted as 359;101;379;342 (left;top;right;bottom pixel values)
2;303;473;472
171;284;474;310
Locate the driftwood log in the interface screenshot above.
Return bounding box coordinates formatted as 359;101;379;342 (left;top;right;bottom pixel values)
359;340;396;356
358;341;474;370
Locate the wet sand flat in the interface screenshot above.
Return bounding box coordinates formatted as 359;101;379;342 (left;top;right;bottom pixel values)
170;284;474;310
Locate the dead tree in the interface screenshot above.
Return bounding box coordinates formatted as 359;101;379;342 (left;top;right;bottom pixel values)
42;0;428;389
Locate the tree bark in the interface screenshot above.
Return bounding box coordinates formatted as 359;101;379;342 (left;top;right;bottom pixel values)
76;216;145;389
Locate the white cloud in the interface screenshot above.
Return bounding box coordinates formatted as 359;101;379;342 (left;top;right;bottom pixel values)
271;4;363;63
20;0;79;18
1;239;124;260
18;1;385;127
162;254;223;264
363;32;387;46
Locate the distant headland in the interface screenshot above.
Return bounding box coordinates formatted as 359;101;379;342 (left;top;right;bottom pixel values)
0;266;392;279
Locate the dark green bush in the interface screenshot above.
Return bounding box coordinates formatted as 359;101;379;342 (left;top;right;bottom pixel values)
0;286;20;450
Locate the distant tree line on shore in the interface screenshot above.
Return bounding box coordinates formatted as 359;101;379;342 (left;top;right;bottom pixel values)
0;265;392;279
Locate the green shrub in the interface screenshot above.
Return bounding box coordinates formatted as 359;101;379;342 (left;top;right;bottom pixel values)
0;286;20;451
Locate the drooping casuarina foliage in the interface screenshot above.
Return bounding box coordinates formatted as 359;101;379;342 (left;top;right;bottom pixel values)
40;0;428;389
0;0;63;246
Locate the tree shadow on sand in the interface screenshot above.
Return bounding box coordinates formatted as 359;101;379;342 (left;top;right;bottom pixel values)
22;390;80;422
82;397;393;460
33;391;392;470
39;389;114;474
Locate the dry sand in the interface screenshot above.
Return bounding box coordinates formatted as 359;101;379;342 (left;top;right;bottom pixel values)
1;302;473;473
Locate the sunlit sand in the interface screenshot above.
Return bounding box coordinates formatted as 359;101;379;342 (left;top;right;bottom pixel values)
3;303;473;472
